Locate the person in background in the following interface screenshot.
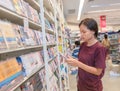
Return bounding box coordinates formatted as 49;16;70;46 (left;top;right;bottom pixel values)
70;41;80;75
72;40;80;59
102;34;110;59
65;18;107;91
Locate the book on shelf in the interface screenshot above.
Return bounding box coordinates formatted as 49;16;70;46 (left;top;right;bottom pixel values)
0;20;19;49
16;51;43;76
12;24;24;48
29;5;40;23
12;0;24;15
26;29;38;46
0;58;22;89
18;73;43;91
0;0;15;11
0;27;7;51
34;30;42;45
46;33;55;44
40;50;44;62
45;18;52;29
47;48;53;59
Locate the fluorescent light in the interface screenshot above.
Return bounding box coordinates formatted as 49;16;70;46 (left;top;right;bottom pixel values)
88;9;120;13
91;3;120;8
77;0;85;20
110;3;120;6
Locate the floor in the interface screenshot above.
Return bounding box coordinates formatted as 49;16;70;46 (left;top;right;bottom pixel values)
69;65;120;91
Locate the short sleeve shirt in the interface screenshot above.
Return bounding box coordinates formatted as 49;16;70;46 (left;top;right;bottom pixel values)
77;42;107;91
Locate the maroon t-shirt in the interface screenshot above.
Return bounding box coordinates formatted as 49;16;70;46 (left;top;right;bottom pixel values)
77;42;107;91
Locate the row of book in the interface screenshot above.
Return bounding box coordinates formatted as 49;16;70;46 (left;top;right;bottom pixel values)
0;0;40;23
0;48;58;90
45;18;55;31
46;33;55;44
17;66;59;91
0;20;56;51
18;69;46;91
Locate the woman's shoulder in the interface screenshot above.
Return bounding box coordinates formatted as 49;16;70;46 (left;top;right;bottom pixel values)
96;42;106;49
80;42;86;46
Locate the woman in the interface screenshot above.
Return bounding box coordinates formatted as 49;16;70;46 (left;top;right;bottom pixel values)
102;34;110;59
66;18;107;91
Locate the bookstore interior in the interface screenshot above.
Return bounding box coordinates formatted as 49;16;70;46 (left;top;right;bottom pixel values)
0;0;120;91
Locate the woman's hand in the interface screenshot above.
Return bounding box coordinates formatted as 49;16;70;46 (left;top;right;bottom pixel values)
65;56;80;67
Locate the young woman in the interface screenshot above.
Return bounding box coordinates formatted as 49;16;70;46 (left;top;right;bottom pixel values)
66;18;107;91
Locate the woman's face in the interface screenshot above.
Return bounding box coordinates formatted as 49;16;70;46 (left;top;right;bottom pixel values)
79;24;95;42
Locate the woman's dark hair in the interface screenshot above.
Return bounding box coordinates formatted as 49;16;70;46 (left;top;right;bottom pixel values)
104;34;108;39
79;18;98;38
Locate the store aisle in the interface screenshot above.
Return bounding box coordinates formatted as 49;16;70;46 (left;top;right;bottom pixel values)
102;68;120;91
69;74;77;91
69;67;120;91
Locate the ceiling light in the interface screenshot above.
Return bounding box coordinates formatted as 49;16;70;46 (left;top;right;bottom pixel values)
91;3;120;8
110;3;120;6
77;0;85;20
88;9;120;13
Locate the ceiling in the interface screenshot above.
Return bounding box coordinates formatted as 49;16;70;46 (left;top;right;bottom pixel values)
63;0;120;31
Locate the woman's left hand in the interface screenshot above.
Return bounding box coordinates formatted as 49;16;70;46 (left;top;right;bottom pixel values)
65;56;79;67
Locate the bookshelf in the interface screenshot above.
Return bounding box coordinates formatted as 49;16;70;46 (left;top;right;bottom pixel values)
0;0;67;91
108;32;120;64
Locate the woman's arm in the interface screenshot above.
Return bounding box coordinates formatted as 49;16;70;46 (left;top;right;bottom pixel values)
66;57;102;76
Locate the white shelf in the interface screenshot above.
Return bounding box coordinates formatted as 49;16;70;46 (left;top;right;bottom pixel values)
0;5;41;30
49;66;58;80
47;43;56;48
10;64;45;91
0;45;43;60
44;0;54;13
24;0;40;12
45;27;55;35
0;45;42;54
48;54;57;63
44;11;54;23
29;19;42;30
0;5;23;25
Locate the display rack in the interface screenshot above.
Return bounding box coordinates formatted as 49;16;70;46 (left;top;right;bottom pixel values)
108;32;120;64
98;31;120;64
0;0;68;91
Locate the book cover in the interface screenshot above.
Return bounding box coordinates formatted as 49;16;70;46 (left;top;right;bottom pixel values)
19;73;43;91
0;21;19;49
0;58;22;88
34;31;41;45
12;0;24;15
0;23;7;50
18;26;29;46
12;24;24;47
